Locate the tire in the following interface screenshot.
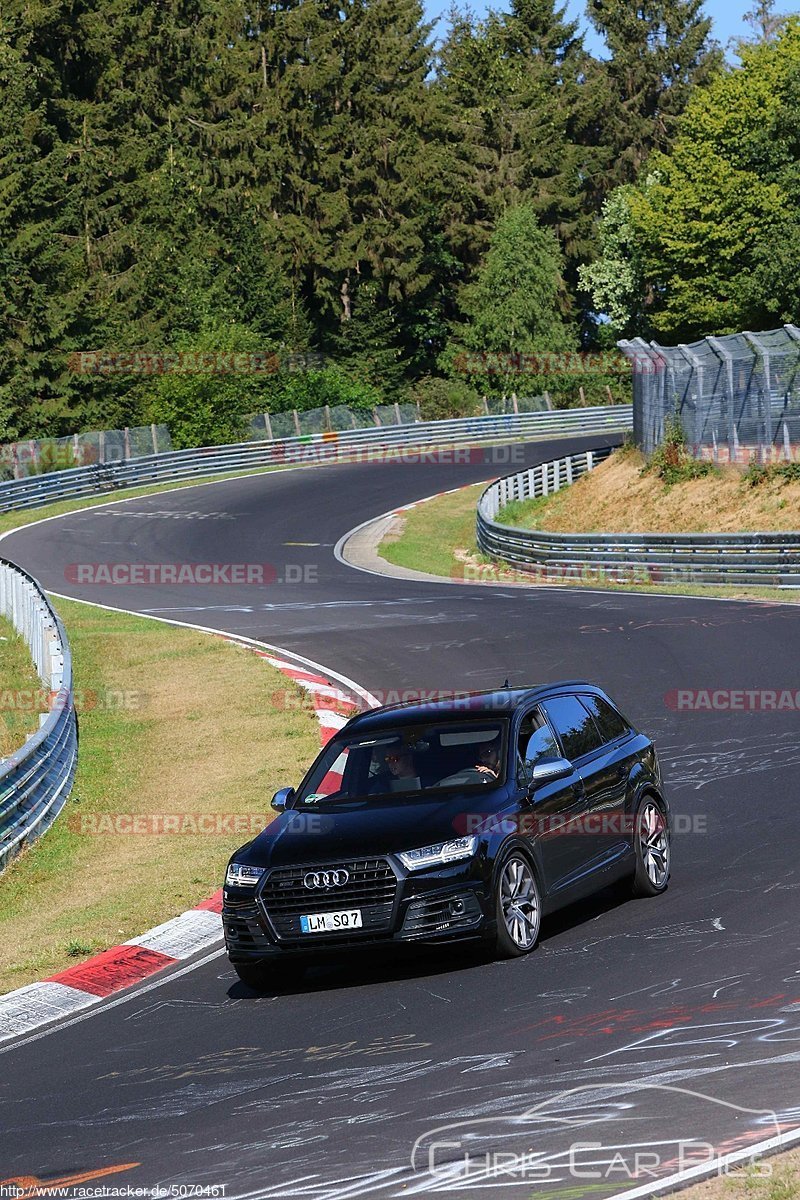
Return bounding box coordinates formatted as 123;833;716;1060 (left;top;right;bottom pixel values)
632;797;671;897
233;960;305;992
493;851;542;959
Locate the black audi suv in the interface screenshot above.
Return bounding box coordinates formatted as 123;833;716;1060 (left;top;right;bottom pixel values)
223;683;671;989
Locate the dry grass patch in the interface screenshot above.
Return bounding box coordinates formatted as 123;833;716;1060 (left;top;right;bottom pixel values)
502;450;800;534
0;599;320;992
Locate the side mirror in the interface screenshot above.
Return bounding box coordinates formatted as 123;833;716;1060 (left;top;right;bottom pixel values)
271;787;295;812
528;756;573;787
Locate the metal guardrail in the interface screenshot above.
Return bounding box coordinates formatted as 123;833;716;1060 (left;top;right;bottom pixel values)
477;449;800;587
0;406;632;514
0;561;78;873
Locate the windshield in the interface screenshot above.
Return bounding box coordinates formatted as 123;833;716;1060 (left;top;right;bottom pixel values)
295;721;508;805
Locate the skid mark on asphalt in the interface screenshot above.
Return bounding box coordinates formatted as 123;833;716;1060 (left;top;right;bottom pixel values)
577;607;799;635
659;731;800;788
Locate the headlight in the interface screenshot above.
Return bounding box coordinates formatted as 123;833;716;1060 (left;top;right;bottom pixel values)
397;836;478;872
226;862;267;888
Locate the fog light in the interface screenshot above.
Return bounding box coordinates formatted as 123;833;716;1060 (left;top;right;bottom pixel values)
449;897;466;917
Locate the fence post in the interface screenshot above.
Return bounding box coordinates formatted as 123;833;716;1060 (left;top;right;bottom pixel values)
264;412;273;440
543;391;552;411
482;396;490;415
324;404;332;433
511;393;519;415
373;409;381;426
123;427;131;460
98;430;106;464
150;423;159;455
394;402;402;425
293;410;302;437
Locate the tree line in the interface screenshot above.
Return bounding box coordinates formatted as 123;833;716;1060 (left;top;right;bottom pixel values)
0;0;791;447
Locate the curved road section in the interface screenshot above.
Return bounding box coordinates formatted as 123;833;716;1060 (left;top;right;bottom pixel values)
1;434;799;1198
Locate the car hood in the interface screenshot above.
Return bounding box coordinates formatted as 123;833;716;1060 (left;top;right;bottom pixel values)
246;790;505;867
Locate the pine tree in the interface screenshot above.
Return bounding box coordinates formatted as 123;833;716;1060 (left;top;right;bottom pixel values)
0;7;92;436
587;0;722;190
449;203;573;388
436;2;595;326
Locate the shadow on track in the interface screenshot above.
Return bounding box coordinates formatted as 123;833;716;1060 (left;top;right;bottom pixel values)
226;879;636;998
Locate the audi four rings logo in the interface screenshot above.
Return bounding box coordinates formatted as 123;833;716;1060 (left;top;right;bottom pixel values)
303;869;350;889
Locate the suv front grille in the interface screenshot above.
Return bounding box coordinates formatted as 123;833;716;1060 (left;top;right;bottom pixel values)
259;858;397;940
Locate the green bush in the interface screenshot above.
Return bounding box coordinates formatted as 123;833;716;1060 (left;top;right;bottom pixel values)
265;367;381;414
642;414;715;486
411;376;482;421
146;324;273;449
744;457;800;487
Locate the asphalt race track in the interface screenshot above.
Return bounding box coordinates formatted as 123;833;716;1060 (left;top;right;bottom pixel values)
2;432;800;1198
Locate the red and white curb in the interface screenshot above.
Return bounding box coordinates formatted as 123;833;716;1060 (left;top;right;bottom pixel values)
0;646;373;1045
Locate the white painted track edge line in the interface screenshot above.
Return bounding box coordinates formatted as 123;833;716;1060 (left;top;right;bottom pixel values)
601;1123;800;1200
45;591;380;707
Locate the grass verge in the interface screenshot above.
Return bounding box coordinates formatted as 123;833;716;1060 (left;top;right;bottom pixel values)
0;597;320;994
679;1149;800;1199
377;482;800;604
0;615;49;756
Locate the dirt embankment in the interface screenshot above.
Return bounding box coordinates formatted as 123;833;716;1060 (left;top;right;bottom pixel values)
522;452;800;533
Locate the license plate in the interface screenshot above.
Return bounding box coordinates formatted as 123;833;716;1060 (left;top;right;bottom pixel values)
300;910;363;934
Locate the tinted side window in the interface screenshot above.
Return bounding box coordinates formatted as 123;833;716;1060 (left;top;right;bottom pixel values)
581;694;629;743
542;695;603;761
518;709;558;765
